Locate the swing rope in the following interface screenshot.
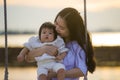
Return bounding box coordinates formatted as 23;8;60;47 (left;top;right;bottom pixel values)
84;0;88;80
3;0;9;80
84;0;88;50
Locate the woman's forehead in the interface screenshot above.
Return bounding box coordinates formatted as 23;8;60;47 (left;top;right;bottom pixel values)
56;16;67;28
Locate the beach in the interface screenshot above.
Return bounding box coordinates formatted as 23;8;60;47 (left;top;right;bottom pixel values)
0;66;120;80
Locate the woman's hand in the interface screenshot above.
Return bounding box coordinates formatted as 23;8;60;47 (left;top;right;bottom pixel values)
43;45;58;56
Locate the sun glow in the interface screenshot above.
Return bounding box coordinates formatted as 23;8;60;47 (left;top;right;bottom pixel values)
91;32;120;47
0;32;120;47
0;0;120;11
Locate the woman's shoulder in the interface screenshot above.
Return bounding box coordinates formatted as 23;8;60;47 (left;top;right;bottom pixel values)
69;41;79;47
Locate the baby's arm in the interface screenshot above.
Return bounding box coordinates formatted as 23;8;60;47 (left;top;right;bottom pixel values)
17;47;29;62
25;54;36;63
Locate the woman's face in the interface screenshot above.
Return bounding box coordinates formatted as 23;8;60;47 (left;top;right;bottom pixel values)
54;16;70;40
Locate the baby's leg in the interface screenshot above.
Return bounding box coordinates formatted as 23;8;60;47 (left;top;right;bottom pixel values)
38;74;47;80
53;63;65;80
57;68;65;80
37;66;48;80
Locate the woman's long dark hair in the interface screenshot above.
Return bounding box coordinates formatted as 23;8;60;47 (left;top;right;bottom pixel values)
54;7;96;73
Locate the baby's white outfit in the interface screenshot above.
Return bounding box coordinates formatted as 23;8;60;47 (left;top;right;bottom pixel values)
24;36;68;78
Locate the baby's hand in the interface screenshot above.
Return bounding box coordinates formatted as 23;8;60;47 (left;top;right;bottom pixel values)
17;54;25;62
55;56;63;62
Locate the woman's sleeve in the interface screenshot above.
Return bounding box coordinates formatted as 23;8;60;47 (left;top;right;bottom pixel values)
74;44;87;75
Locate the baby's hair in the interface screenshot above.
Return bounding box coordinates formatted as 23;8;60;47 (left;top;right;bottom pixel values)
39;22;57;40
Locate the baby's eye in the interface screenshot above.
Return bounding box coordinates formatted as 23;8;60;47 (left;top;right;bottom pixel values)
49;33;53;34
42;32;46;34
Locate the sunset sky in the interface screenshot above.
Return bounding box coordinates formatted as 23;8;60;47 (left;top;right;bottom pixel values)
1;0;120;11
0;0;120;32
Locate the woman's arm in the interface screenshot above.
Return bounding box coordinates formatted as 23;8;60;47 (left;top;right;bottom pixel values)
48;68;84;78
65;68;84;78
25;54;36;63
25;45;58;61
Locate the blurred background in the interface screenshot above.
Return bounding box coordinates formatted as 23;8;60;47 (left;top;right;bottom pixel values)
0;0;120;80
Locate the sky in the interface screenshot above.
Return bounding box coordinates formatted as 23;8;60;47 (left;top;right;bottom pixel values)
0;0;120;33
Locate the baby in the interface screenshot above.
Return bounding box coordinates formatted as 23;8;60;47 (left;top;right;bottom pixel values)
17;22;68;80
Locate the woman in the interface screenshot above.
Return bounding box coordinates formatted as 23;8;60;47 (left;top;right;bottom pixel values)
26;7;96;80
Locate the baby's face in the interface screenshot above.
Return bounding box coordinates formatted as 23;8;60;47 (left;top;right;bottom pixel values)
40;28;55;43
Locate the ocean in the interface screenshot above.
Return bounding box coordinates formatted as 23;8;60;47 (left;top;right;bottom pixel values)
0;32;120;47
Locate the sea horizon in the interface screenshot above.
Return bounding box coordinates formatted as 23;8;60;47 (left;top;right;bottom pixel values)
0;32;120;47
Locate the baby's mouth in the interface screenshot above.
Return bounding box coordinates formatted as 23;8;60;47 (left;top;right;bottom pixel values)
45;37;48;39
